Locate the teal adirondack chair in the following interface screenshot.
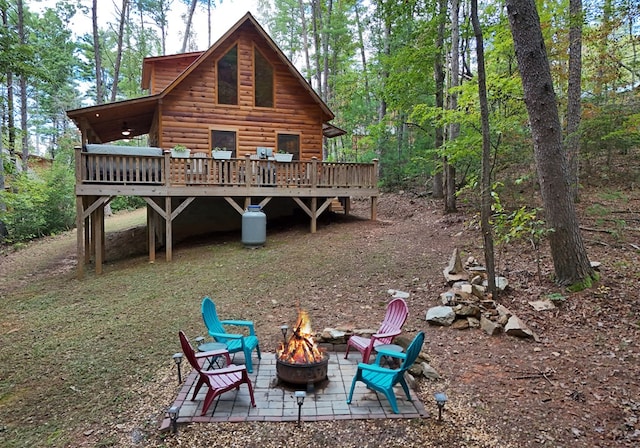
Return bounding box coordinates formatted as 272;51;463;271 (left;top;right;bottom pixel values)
201;297;261;373
346;331;425;414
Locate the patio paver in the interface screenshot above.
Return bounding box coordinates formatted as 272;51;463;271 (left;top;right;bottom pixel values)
160;351;429;430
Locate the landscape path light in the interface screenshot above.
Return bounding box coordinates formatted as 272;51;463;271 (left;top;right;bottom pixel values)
167;405;180;434
172;352;183;384
434;392;448;421
295;390;306;427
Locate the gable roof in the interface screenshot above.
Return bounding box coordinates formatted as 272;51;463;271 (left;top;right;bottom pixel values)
67;12;342;143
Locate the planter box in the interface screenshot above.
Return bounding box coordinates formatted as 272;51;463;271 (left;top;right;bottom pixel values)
274;153;293;162
171;148;191;158
212;150;233;160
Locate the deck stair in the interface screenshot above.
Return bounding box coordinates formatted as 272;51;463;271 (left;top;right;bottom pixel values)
330;198;345;213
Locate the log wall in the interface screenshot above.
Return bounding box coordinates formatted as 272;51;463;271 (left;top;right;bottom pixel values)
157;25;325;160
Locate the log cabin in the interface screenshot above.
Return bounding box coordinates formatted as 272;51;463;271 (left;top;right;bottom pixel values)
66;12;378;277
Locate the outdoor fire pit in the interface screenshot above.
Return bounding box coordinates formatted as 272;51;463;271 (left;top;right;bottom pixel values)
276;310;328;385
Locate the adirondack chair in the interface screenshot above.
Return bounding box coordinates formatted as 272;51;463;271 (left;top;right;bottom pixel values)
201;296;262;373
179;330;256;416
344;297;409;363
346;331;425;414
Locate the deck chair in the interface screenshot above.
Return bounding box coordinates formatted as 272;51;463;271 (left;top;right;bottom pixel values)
179;330;256;416
201;296;261;373
344;297;409;363
347;331;425;414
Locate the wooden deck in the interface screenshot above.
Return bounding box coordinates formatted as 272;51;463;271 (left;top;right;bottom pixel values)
74;148;379;277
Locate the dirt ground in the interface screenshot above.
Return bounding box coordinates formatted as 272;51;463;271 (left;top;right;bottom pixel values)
2;189;639;447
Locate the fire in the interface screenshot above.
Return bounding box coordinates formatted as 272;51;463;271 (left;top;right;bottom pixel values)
277;310;326;364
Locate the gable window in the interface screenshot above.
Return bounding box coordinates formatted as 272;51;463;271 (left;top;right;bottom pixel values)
277;133;300;160
211;129;237;157
254;48;273;107
217;45;238;105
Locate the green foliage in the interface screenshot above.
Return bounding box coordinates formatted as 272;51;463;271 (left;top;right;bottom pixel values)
546;292;567;303
491;187;551;282
0;160;75;243
110;196;146;213
492;188;548;247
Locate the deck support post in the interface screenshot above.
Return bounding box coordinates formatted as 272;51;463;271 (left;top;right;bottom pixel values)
371;196;378;221
310;197;317;233
165;196;172;262
76;196;85;279
147;203;156;263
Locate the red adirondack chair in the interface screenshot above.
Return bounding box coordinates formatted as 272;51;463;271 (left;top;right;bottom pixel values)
344;297;409;363
178;330;256;416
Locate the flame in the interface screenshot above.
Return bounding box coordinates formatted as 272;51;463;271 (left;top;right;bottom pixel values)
277;310;326;364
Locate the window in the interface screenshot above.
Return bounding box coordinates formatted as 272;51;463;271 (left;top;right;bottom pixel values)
254;48;273;107
211;130;237;157
277;134;300;160
217;46;238;105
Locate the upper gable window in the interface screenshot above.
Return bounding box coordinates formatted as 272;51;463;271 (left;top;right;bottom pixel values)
218;45;238;105
254;48;273;108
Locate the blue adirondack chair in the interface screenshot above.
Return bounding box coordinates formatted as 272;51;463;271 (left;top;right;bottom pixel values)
201;297;261;373
346;331;425;414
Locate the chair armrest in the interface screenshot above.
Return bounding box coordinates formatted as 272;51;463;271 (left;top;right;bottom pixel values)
208;331;243;340
196;349;232;365
371;329;401;340
221;319;256;336
374;350;406;366
357;362;393;374
203;364;247;375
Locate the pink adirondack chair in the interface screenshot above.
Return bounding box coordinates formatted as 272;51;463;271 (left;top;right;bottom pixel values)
344;298;409;364
179;330;256;416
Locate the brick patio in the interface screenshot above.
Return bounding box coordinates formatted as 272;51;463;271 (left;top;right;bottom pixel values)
160;350;429;430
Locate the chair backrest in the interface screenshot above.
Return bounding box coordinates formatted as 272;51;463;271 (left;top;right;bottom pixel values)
201;296;229;342
378;298;409;334
399;331;425;371
179;330;202;372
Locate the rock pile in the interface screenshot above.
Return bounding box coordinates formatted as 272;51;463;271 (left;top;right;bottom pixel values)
428;248;539;341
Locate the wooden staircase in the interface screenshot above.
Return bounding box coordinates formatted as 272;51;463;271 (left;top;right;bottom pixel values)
330;197;344;213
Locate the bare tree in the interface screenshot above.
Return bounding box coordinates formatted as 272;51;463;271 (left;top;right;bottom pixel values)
566;0;582;201
181;0;198;52
92;0;104;104
444;0;460;212
471;0;496;297
17;0;28;171
432;0;446;199
506;0;595;288
111;0;130;102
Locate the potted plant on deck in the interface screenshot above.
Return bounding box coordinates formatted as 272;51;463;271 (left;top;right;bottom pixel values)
212;147;233;159
171;144;191;158
274;150;293;162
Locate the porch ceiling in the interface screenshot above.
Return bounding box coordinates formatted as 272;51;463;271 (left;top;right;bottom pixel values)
67;96;158;144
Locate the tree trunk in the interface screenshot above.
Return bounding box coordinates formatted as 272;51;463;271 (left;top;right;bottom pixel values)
311;0;322;93
17;0;28;171
354;1;369;104
207;0;212;47
321;0;333;102
471;0;496;298
445;0;460;213
92;0;104;104
506;0;595;288
566;0;582;202
432;0;446;199
181;0;198;53
111;0;129;102
298;0;312;84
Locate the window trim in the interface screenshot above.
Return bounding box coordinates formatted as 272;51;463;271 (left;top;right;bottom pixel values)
276;132;301;161
210;127;238;157
216;43;239;105
253;45;274;108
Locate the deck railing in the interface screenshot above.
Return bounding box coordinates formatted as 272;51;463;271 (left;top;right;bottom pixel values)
76;148;378;190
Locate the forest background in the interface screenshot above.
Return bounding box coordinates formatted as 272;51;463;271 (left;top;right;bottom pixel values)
0;0;638;252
